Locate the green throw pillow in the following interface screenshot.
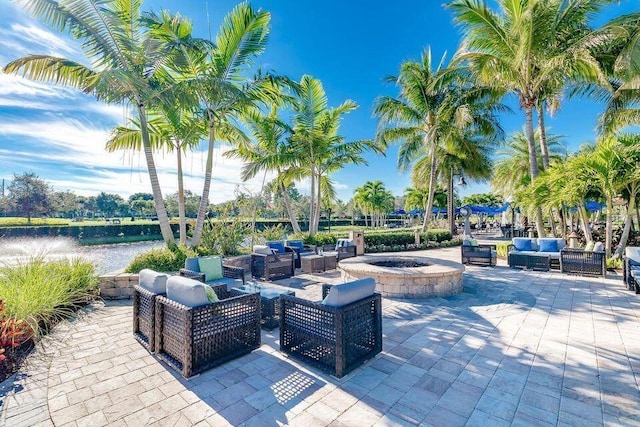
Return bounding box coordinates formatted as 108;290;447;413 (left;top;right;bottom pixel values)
203;284;219;303
198;256;223;282
584;241;595;252
469;239;479;246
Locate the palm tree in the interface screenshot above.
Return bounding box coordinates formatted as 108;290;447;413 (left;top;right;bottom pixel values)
291;75;378;235
449;0;608;237
225;109;303;233
187;2;274;247
3;0;207;245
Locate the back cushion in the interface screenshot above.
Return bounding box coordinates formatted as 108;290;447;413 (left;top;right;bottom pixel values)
625;246;640;263
538;238;565;252
253;245;274;255
166;276;210;307
138;269;168;294
198;256;223;282
513;238;532;251
322;278;376;307
267;241;286;254
593;242;604;252
286;240;305;252
538;239;557;253
184;257;200;272
585;241;595;252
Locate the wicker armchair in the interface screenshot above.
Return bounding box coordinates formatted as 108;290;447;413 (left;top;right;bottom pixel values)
133;269;169;352
154;286;261;378
322;244;357;261
179;257;245;287
251;252;295;281
461;244;497;266
560;248;606;277
279;282;382;378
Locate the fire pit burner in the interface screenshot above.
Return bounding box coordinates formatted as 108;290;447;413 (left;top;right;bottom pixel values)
368;260;430;268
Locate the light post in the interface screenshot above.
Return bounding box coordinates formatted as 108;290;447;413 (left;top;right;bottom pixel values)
460;206;472;239
327;207;332;233
449;166;467;236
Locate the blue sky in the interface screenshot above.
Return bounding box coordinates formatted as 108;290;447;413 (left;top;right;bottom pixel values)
0;0;637;203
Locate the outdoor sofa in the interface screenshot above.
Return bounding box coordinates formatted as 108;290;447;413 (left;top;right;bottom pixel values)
154;276;261;378
280;277;382;378
252;245;295;281
508;237;566;270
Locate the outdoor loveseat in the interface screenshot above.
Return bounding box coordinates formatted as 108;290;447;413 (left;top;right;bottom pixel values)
252;245;295;281
154;276;261;378
279;278;382;378
508;237;565;270
560;242;606;277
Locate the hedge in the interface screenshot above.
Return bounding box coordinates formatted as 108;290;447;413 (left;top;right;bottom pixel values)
364;229;452;248
0;224;180;240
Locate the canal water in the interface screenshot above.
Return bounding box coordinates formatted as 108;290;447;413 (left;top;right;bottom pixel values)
0;237;164;274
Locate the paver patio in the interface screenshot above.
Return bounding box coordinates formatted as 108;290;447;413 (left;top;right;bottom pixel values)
1;245;639;426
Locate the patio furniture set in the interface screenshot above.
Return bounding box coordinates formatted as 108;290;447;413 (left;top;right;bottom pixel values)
133;246;381;379
461;236;607;277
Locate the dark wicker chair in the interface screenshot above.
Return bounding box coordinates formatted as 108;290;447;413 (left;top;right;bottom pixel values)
179;260;245;286
154;286;261;378
560;248;606;277
251;252;295;281
133;285;163;352
461;244;496;266
279;284;382;378
624;255;640;291
322;244;357;261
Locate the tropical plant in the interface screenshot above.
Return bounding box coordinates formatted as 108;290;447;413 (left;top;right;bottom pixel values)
352;181;394;228
188;2;273;247
2;0;212;244
449;0;608;236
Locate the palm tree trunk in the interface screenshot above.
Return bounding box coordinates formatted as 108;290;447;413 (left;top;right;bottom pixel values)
138;104;175;246
579;204;593;242
313;173;322;234
309;165;316;236
176;145;186;246
524;103;545;238
549;208;557;238
537;102;550;169
192;118;215;247
605;198;613;257
448;167;455;236
615;192;636;258
280;181;301;233
421;137;438;232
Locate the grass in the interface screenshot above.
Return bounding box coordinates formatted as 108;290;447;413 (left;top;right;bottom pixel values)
0;255;98;340
0;218;70;226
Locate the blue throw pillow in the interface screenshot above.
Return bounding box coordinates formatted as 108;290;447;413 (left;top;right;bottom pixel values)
538;240;557;253
267;241;286;254
513;239;532;251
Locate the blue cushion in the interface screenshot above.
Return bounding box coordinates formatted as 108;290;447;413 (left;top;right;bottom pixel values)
267;241;286;254
286;240;305;252
538;239;557;253
513;239;532;251
185;257;200;272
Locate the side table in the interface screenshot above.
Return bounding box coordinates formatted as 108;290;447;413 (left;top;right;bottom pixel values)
233;284;295;330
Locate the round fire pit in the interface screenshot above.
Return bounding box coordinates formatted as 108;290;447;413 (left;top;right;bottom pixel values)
339;255;464;298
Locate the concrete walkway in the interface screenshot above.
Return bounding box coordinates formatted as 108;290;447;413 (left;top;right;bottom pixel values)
1;247;639;426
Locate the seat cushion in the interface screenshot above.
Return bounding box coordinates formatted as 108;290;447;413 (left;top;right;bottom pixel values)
536;252;560;260
184;257;200;273
138;269;168;294
267;241;286;254
166;276;209;307
198;256;223;282
513;238;533;251
625;246;640;263
322;278;376;307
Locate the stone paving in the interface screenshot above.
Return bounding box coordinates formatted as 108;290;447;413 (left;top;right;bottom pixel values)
1;246;640;426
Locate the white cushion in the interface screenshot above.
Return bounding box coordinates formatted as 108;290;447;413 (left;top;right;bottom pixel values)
253;245;274;255
138;269;168;294
322;278;376;307
166;276;209;308
592;242;604;252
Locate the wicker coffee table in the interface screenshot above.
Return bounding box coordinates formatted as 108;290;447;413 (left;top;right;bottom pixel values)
301;254;337;273
233;284;294;330
508;252;550;271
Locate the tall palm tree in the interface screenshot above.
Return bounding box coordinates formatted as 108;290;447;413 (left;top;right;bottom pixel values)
449;0;608;237
3;0;207;245
187;2;274;247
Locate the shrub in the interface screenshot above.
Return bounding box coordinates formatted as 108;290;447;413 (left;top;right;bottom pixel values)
125;245;197;273
496;242;511;258
0;256;98;340
200;211;251;256
421;229;452;243
606;257;623;270
291;232;342;247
